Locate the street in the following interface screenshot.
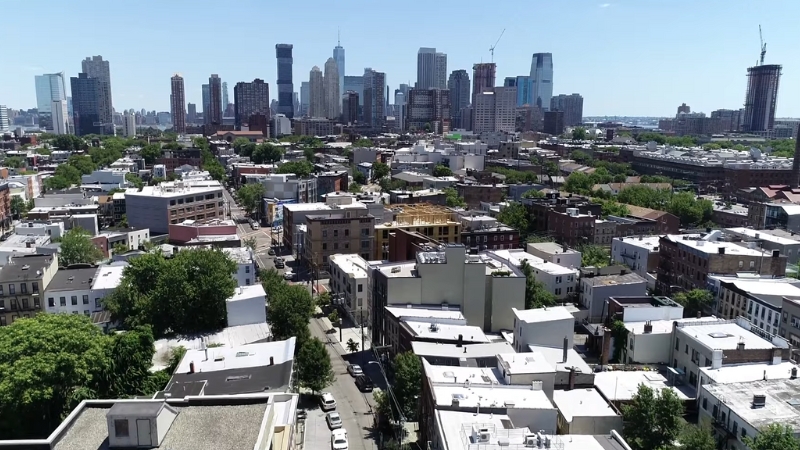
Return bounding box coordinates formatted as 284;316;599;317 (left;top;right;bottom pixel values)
223;187;282;274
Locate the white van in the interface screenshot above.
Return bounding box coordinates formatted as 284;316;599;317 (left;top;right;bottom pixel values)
320;392;337;411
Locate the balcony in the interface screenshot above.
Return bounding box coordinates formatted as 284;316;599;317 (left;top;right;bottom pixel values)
711;417;736;440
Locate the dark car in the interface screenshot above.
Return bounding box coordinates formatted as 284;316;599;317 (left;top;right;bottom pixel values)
355;375;374;392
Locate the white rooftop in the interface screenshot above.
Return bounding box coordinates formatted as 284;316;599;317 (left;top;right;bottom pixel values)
513;306;574;324
282;202;332;212
175;338;295;374
665;234;770;257
625;316;713;335
614;235;661;251
594;371;694;402
727;227;800;246
530;259;577;276
404;321;489;343
497;352;556;375
228;284;267;303
378;262;417;278
552;388;619;422
385;305;465;322
91;263;127;290
412;341;514;359
432;384;554;409
329;253;369;279
719;276;800;298
703;378;800;431
526;345;593;375
700;361;800;385
152;323;272;371
125;180;222;198
678;321;776;351
222;247;255;264
528;242;580;255
424;360;503;385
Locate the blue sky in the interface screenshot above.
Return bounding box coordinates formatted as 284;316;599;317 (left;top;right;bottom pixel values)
3;0;799;117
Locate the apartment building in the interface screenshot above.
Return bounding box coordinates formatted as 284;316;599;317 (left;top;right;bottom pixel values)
724;227;800;264
580;268;647;322
328;254;369;325
611;235;661;288
459;214;520;252
221;247;257;287
44;266;101;316
522;193;601;235
0;254;58;326
124;180;225;234
527;242;582;269
258;173;318;203
304;207;375;270
455;183;507;209
374;203;460;260
489;249;578;300
707;274;800;337
548;208;597;247
779;298;800;347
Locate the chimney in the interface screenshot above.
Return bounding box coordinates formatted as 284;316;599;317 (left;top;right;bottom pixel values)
792;367;798;379
772;250;781;258
562;336;569;363
643;321;653;334
718;247;725;255
270;356;274;366
189;361;195;374
792;125;800;189
737;338;745;351
457;334;463;348
568;367;576;391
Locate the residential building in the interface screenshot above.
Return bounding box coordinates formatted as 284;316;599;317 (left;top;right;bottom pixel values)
304;205;375;270
550;93;583;127
472;87;516;133
187;102;196;123
70;73;104;136
202;83;210;119
81;55;113;128
512;306;575;352
170;74;186;133
742;63;782;133
222;247;257;287
323;57;340;120
417;47;447;90
527;241;582;269
233;78;270;130
543;110;564;135
343;75;364;108
459;215;520;251
308;66;324;118
123;110;136;137
52;100;69;135
342;90;359;124
708;274;800;336
624;204;681;233
369;246;525;344
724;227;800;264
490;249;578;300
329;253;369;325
447;69;470;129
580;268;647;322
553;388;623;435
456;183;507;209
471;63;496;113
530;53;554;110
43;266;101;316
275;44;294;118
779;298;800;346
256;173;316;203
0;254;58;326
35;72;68;130
406;88;450;133
611;235;661;287
226;284;267;327
547;207;597;247
124;180;225;234
294;117;334;136
207;74;222;126
0;105;7;133
363;68;386;128
374;203;461;260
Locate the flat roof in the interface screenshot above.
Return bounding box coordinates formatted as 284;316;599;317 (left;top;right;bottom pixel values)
329;253;369;278
46;267;98;292
553;388;619;422
125;180;222;198
228;284;266;303
665;234;769;257
424;360;503;385
377;261;417;278
700;361;800;385
625;317;714;335
222;247;254;264
528;241;580;255
678;321;776;351
703;378;800;431
527;345;593;375
412;341;514;359
727;227;800;246
283;202;332;212
91;263;128;290
385;305;465;321
433;384;554;409
405;321;489;343
723;278;800;298
594;371;694;402
583;271;646;287
0;254;54;281
497;352;556;375
152;323;272;371
513;306;574;323
614;235;661;250
0;233;50;249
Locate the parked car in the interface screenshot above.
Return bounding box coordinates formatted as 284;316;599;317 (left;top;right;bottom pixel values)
331;429;348;450
275;261;285;269
251;222;260;230
346;364;363;377
320;392;337;411
283;270;294;280
326;411;342;429
355;375;374;392
267;248;276;256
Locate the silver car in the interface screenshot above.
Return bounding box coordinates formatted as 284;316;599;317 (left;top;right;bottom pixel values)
326;411;343;429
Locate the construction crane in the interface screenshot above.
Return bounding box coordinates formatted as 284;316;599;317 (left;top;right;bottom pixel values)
759;25;767;65
489;29;506;63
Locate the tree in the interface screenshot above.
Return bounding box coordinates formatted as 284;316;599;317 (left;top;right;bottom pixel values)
497;202;531;239
125;172;144;189
10;196;27;219
316;291;331;308
328;310;340;326
349;182;362;194
59;227;103;266
594;198;630;218
237;183;265;216
0;314;155;439
745;423;800;450
139;144;162;164
371;162;390;181
346;338;359;353
252;143;283;164
353;138;373;147
296;338;335;394
433;164;453;177
352;170;367;185
276;160;314;178
4;156;24;168
521;189;545;199
672;289;714;318
52;134;87;150
232;137;252;154
521;260;557;309
580;244;609;268
444;187;466;208
304;147;316;162
572;127;587;140
267;284;314;350
679;424;716;450
622;384;685;450
392;352;422;420
205;160;226;181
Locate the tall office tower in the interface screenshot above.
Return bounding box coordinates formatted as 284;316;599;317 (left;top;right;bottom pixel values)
399;84;410;98
34;72;67;130
170;74;186;133
416;48;448;89
407;88;451;134
342;91;359;124
0;106;9;133
202;84;210;121
233;79;270;130
323;58;341;120
394;91;406;132
187;103;197;124
293;92;300;117
743;64;782;132
677;103;691;114
471;63;496;129
51;100;69;135
70;73;103;136
222;81;229;111
309;66;325;118
363;68;386;128
344;76;364;107
550;93;584;127
208;74;222;125
275;44;294;118
81;56;113;127
543;110;564;135
123;110;136;137
472;87;516;134
333;36;345;108
530;53;554;110
300;81;310;116
447;69;470;129
515;76;533;106
386;85;390;114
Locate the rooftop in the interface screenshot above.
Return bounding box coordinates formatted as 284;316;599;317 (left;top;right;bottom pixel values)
282;202;332;212
0;233;50;249
664;234;771;257
377;261;417;278
703;378;800;431
513;306;574;324
412;341;514;359
46;266;98;292
582;271;646;287
329;253;369;279
90;263;128;290
0;255;54;282
625;317;712;335
497;352;556;375
221;247;255;264
228;284;267;303
384;305;465;322
677;320;777;351
152;323;272;371
552;388;619;422
594;371;694;402
527;242;580;255
700;361;800;385
526;345;593;375
404;321;489;343
614;235;662;250
424;360;503;385
125;180;223;198
432;384;554;409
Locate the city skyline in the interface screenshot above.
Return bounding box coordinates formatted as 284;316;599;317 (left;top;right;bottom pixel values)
3;0;800;117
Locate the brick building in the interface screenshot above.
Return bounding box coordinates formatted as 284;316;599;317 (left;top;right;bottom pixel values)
455;183;508;209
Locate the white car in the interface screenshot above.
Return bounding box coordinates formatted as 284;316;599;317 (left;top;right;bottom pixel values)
331;429;348;450
283;270;294;280
326;411;342;429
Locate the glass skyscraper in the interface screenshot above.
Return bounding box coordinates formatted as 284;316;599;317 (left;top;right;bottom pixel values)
35;72;68;130
333;39;345;108
275;44;294;119
530;53;553;110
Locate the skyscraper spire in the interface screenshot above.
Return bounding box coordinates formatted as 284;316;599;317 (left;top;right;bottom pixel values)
338;27;340;46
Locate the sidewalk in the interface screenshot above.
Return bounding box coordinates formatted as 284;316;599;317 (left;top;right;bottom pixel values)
315;306;371;353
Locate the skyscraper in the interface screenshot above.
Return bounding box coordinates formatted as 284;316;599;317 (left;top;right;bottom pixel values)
363;68;386;128
471;63;496;130
333;36;345;109
70;73;103;136
276;44;294;118
123;110;136;137
515;76;533;107
81;56;113;128
416;48;447;89
202;84;210;121
0;106;10;133
550;93;584;127
52;100;69;135
222;81;229;112
35;72;68;130
344;76;364;107
300;82;310;117
407;88;451;133
323;58;341;120
447;70;470;129
472;86;516;134
309;66;324;118
743;64;782;132
170;74;186;133
187;103;197;124
233;79;270;130
343;91;359;125
530;53;554;110
208;74;222;125
394;91;406;132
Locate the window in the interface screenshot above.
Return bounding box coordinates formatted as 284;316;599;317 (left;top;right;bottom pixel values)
685;344;688;354
323;230;328;238
246;279;251;285
345;229;349;237
60;297;66;306
675;338;680;351
358;284;363;292
334;243;339;250
22;298;28;309
749;261;755;269
739;261;743;269
48;298;55;308
555;276;562;284
322;243;327;250
334;230;339;237
20;284;27;294
555;288;561;295
71;296;78;306
10;299;16;310
95;298;101;308
114;419;129;437
83;295;89;304
8;284;14;295
34;298;39;309
31;282;38;294
702;397;707;410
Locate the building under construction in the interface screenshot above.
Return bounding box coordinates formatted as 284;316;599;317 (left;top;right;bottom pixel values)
742;64;781;133
374;203;460;259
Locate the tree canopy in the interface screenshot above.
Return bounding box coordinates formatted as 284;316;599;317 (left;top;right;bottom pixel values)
432;164;453;177
277;160;314;178
237;183;265;216
580;244;610;268
444;187;466;208
59;227;104;266
52;135;88;151
296;338;335;394
622;384;684;450
497;202;533;240
252;143;283;164
103;248;237;337
678;424;716;450
139;144;163;164
572;127;587;140
672;289;714;318
265;280;314;351
372;161;390;181
521;260;557;309
352;170;367;185
745;423;800;450
617;186;713;227
392;352;422;421
353;138;373;147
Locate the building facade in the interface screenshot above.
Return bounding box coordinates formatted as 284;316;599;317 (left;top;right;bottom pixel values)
81;55;113;128
207;74;222;126
447;70;470;130
275;44;294;118
124;181;225;234
323;58;341;120
233;79;270;130
170;74;186;133
0;255;58;326
550;93;583;127
742;64;781;132
70;73;104;136
530;53;554;110
308;66;324;119
35;72;68;130
406;88;451;134
363;69;386;128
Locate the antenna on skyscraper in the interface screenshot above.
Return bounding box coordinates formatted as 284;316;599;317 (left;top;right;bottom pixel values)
489;29;505;63
759;25;767;65
338;27;341;46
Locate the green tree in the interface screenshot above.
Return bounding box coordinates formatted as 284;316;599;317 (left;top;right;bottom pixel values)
497;202;531;239
267;284;314;350
371;161;390;181
349;182;362;194
622;384;685;450
125;172;144;189
328;310;340;326
745;423;800;450
243;237;257;251
444;187;466;208
10;196;27;218
88;145;123;167
594;198;630;218
304;147;316;162
139;144;162;164
252;143;283;164
521;189;545;199
59;227;104;266
261;268;287;298
563;172;594;194
205;160;226;181
353;138;373;147
352;170;367;185
232;137;252;154
572;127;587;140
67;154;97;175
4;156;25;168
570;150;592;164
237;183;265;216
346;338;359;353
672;289;714;318
392;352;422;420
520;260;557;309
277;160;314;178
580;244;610;268
432;164;453;177
297;338;335;394
316;291;331;308
52;134;87;150
678;424;716;450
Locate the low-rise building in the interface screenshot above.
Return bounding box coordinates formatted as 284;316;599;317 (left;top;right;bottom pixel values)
0;254;58;326
44;266;100;316
456;183;508;209
374;203;460;259
724;227;800;264
221;247;257;287
580;268;647;322
512;307;575;352
460;214;520;252
708;274;800;336
552;388;623;435
489;249;578;300
124;180;225;234
611;235;661;288
526;241;582;269
328;253;369;325
226;284;267;327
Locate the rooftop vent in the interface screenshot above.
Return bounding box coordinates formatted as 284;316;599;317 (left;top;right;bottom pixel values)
753;394;767;408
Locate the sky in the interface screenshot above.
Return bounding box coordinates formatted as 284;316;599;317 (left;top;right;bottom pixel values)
2;0;800;117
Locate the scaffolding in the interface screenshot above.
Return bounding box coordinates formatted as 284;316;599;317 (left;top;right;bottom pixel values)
385;203;458;227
